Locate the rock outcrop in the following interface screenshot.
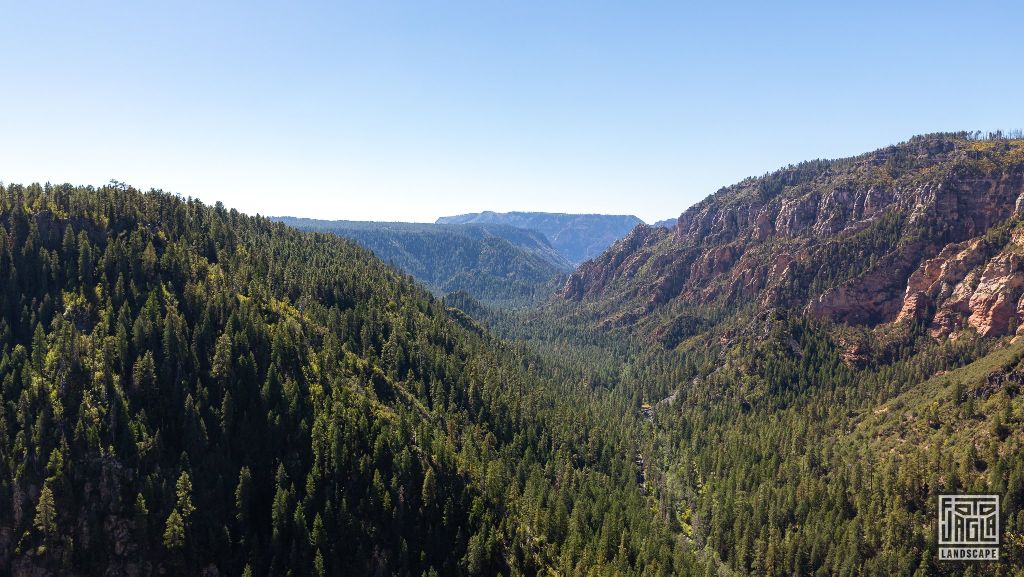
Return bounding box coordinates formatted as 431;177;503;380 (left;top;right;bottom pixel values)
890;226;1024;338
561;134;1024;339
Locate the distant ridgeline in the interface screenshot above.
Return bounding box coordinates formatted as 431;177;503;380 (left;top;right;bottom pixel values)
274;217;572;305
435;211;644;265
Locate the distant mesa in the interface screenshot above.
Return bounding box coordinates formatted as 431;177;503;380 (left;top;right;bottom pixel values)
436;211;643;265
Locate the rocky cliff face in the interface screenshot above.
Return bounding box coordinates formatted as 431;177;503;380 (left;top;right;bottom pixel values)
561;134;1024;340
895;224;1024;338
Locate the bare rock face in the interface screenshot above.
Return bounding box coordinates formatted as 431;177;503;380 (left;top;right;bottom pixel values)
892;238;989;327
897;291;930;322
105;515;135;558
891;224;1024;338
901;239;988;306
775;192;820;237
966;254;1024;336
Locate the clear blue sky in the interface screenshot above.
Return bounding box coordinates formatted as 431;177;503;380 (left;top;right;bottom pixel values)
3;1;1022;223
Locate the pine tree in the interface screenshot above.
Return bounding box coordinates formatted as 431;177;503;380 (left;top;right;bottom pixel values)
235;466;253;527
164;471;195;551
132;351;156;392
422;466;437;512
164;509;185;550
211;332;233;383
176;471;196;520
34;483;57;538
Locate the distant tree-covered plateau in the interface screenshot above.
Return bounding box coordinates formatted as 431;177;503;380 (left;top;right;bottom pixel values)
273;217;571;306
436;211;643;265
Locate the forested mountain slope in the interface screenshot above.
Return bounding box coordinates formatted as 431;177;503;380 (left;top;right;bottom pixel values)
527;132;1024;575
436;211;642;265
273;217;570;305
0;183;693;576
